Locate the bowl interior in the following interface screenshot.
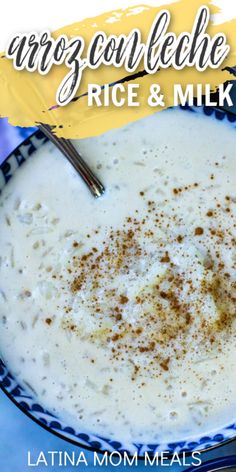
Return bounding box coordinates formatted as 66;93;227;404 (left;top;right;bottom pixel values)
1;107;236;456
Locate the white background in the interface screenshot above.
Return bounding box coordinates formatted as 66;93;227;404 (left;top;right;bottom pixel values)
0;0;236;51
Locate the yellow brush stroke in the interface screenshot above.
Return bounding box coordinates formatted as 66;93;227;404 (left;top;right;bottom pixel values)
0;0;235;138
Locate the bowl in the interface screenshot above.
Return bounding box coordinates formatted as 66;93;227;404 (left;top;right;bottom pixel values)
1;105;236;457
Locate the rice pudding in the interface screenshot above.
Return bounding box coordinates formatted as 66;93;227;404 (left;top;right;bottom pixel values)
0;108;236;443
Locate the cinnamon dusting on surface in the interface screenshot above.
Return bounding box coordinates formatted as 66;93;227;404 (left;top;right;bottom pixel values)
45;318;52;325
194;227;204;236
48;186;236;378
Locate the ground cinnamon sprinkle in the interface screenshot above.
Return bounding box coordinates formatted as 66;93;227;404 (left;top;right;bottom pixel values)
160;252;170;263
160;358;170;371
54;188;236;378
206;210;214;217
194;227;204;235
119;295;129;304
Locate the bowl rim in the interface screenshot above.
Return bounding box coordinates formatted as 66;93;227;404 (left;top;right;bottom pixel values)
1;106;236;457
1;377;235;458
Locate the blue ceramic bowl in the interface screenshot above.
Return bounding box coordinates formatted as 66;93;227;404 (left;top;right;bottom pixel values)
1;105;236;457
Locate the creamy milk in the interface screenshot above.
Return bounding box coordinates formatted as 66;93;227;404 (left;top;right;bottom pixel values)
0;108;236;443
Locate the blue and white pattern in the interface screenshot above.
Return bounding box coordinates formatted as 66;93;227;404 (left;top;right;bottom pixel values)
1;106;236;456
